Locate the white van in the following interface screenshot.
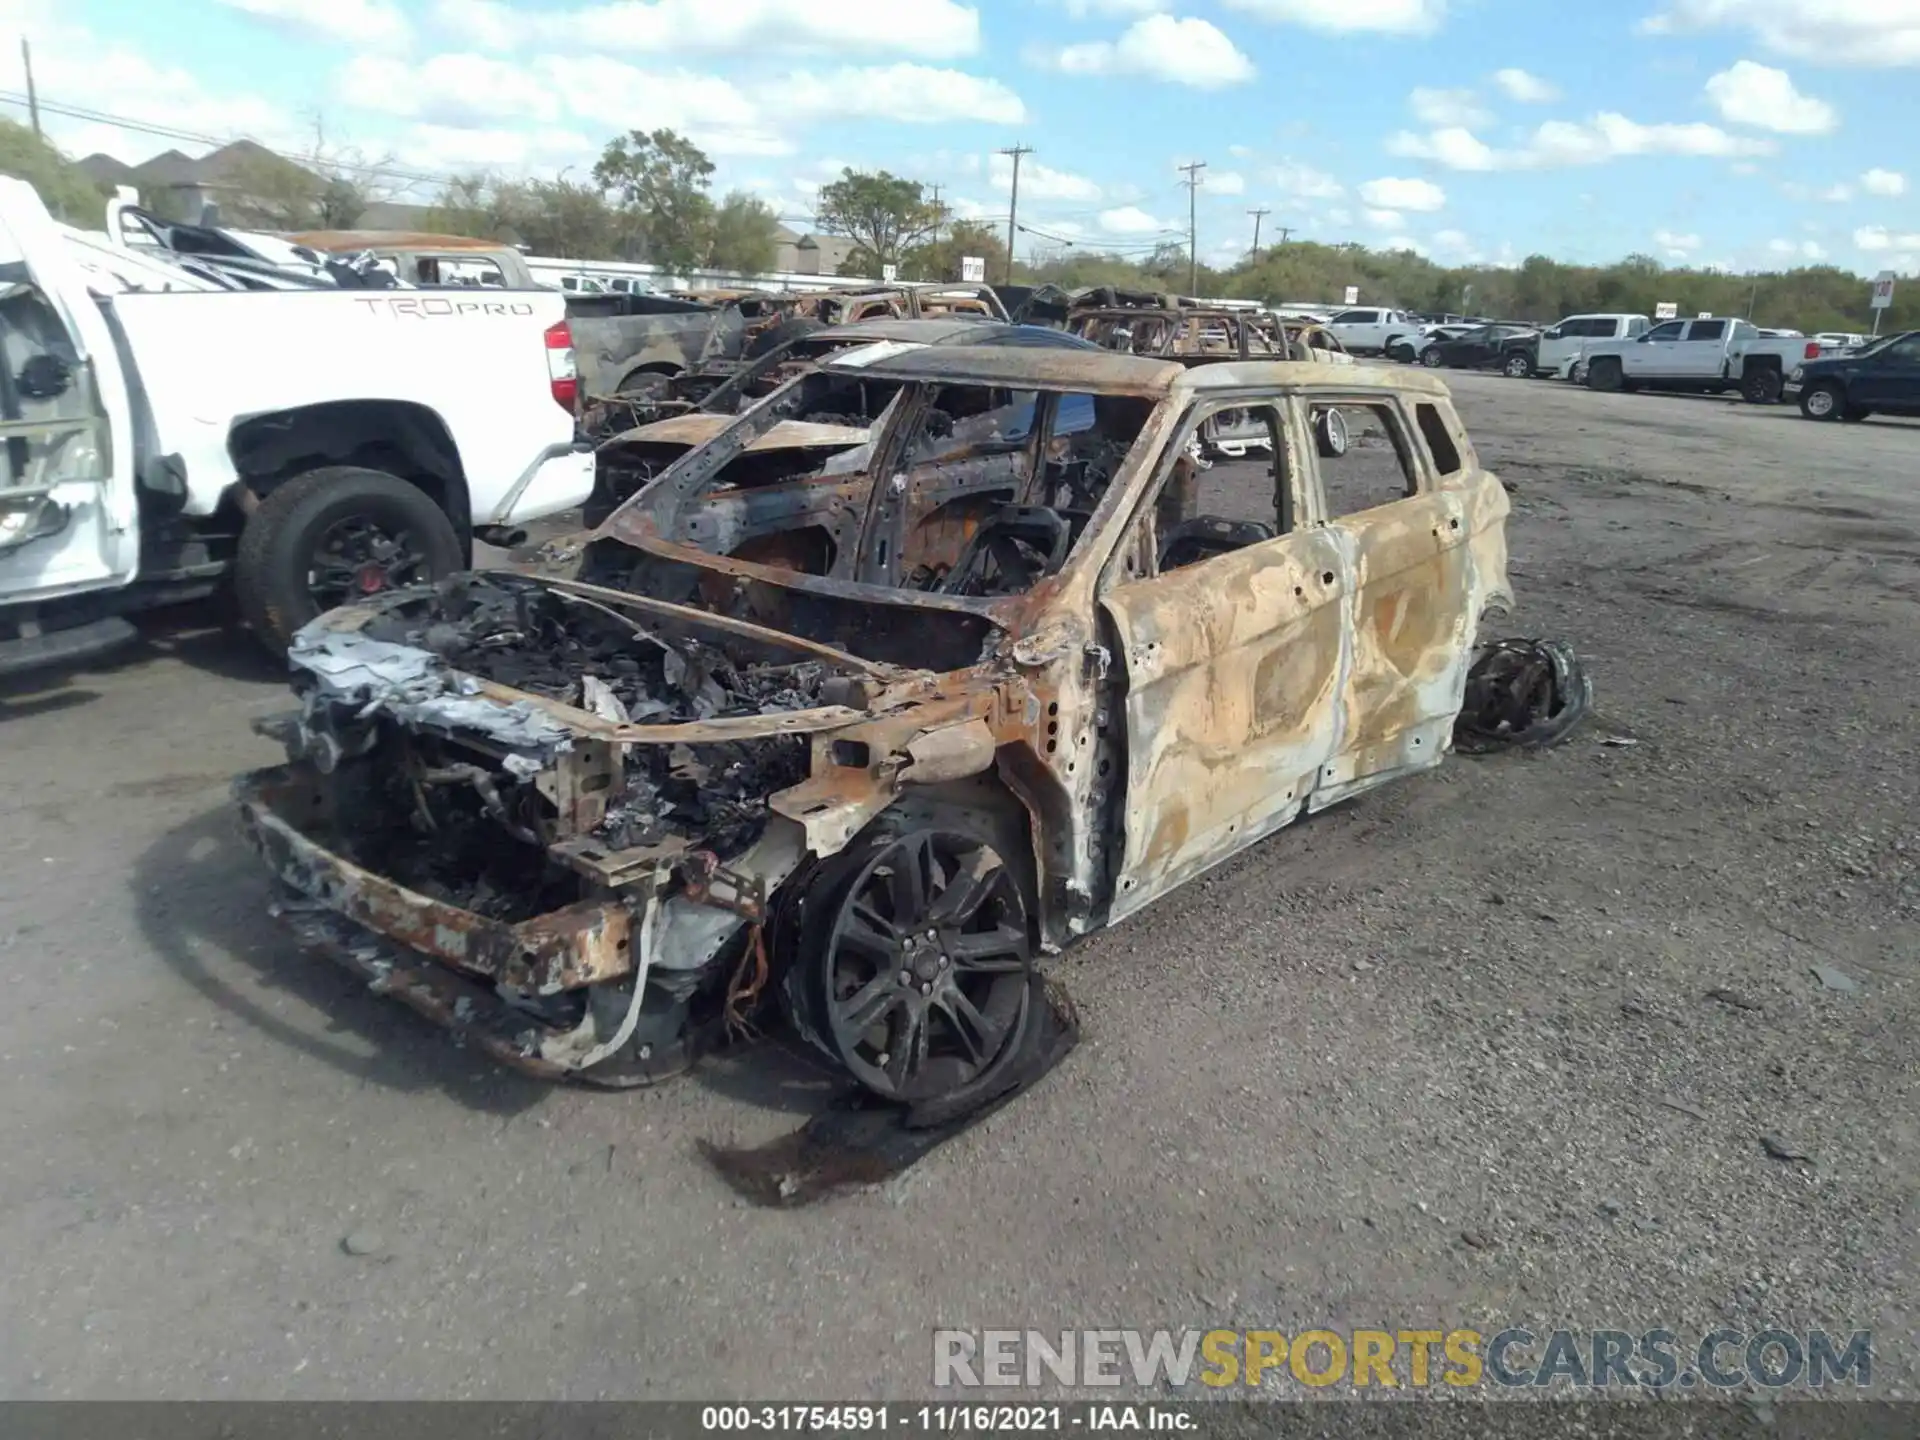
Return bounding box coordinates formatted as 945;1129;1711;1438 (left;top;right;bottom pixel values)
1535;313;1651;379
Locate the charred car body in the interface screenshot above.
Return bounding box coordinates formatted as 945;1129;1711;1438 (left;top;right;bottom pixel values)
1065;297;1354;461
237;345;1514;1107
584;318;1106;526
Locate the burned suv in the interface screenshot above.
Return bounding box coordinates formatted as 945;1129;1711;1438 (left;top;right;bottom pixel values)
237;345;1514;1108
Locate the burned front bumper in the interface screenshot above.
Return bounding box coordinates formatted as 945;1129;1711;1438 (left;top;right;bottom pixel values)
236;764;682;1083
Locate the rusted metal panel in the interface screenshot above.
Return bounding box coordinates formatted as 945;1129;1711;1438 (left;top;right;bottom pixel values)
237;767;637;995
606;416;868;453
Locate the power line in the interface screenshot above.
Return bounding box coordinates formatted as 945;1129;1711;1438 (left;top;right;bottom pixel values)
1178;160;1205;293
997;143;1033;284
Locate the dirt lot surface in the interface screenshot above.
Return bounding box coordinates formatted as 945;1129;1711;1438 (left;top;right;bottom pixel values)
1;373;1913;1400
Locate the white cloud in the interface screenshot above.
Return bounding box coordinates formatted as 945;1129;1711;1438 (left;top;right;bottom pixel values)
1359;175;1446;211
1787;182;1854;202
1704;60;1837;134
1393;112;1775;171
526;55;790;155
1222;0;1445;34
1492;68;1557;102
340;54;565;126
1654;229;1701;254
445;0;981;58
1050;15;1257;87
1855;226;1920;252
1862;167;1908;197
1530;114;1774;164
1363;207;1404;227
395;123;599;175
1207;169;1248;195
1386;126;1499;170
1099;205;1173;234
1381;235;1421;252
1409;87;1491;127
1059;0;1167;12
781;65;1027;124
1269;159;1344;198
431;0;521;49
1768;237;1826;260
1325;206;1352;225
1428;227;1472;255
215;0;409;46
1228;143;1255;159
988;153;1103;201
1641;0;1920;68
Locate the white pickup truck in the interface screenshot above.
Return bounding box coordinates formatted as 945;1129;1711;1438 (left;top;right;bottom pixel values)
1580;315;1829;403
1325;305;1429;358
0;179;594;677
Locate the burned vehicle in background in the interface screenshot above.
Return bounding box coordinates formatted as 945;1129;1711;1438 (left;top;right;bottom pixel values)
582;286;1013;437
583;319;1107;526
237;346;1516;1109
1065;295;1355;461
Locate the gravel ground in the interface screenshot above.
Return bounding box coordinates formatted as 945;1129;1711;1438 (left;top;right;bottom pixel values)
0;371;1912;1401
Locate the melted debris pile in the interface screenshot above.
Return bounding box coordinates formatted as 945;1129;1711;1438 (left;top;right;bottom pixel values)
370;573;831;724
360;574;827;862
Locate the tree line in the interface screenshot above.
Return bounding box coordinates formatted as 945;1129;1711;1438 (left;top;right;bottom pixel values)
1;115;1909;335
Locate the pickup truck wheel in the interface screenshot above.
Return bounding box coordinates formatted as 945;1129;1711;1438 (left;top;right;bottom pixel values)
1502;351;1533;379
236;466;464;652
1588;358;1624;393
1799;382;1844;420
1743;369;1783;404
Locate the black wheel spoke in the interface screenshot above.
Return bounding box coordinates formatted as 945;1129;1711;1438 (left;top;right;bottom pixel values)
885;1008;928;1088
936;988;997;1064
834;971;901;1033
839;902;898;962
932;849;1000;925
948;925;1030;972
884;834;930;923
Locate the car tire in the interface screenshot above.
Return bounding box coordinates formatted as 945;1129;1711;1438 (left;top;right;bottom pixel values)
235;465;466;654
1843;405;1872;422
1419;346;1444;368
1383;335;1409;363
1502;351;1533;379
1567;359;1589;386
1315;407;1349;458
1588;358;1624;393
1799;381;1845;421
1742;368;1784;404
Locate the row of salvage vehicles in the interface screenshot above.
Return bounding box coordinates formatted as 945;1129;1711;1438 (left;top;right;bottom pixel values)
0;172;1568;1125
238;272;1589;1125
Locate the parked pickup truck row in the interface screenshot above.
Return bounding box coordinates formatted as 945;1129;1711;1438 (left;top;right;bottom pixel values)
1580;316;1831;403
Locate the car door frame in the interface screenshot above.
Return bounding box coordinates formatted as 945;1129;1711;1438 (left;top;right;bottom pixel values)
1675;318;1730;382
1288;386;1499;805
1625;319;1688;378
1097;389;1347;921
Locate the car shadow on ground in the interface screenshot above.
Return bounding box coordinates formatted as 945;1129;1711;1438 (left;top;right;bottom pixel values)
134;805;550;1118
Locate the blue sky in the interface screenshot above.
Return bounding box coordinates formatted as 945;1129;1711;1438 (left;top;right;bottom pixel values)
6;0;1919;275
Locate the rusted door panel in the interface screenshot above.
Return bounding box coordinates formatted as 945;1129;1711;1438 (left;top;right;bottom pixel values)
1101;527;1348;921
1313;489;1472;802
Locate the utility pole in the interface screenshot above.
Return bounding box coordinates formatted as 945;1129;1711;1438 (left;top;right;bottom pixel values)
929;184;944;247
1275;226;1293;246
1247;206;1269;257
1179;160;1206;294
998;144;1033;284
21;39;40;140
